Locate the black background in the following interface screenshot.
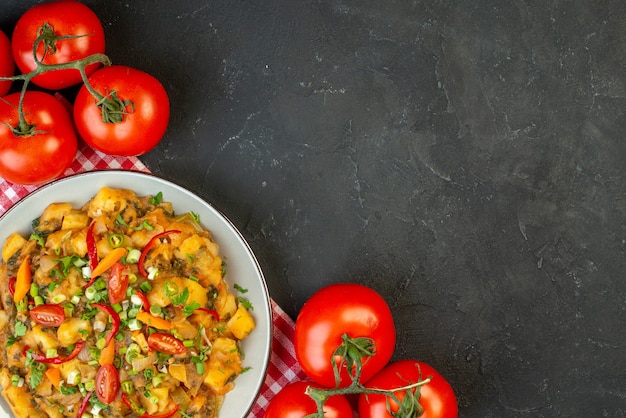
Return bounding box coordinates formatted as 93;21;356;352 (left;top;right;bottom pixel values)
3;1;626;416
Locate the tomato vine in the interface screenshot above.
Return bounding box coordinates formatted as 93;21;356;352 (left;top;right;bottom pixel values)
302;333;432;418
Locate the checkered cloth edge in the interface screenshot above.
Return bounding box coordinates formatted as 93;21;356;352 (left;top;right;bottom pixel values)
0;142;302;416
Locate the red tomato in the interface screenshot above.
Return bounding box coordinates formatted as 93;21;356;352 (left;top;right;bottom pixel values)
73;65;170;156
0;91;77;185
147;332;186;355
29;304;65;327
95;363;120;405
265;381;353;418
11;0;105;90
0;30;14;96
294;283;396;388
358;360;458;418
108;262;128;304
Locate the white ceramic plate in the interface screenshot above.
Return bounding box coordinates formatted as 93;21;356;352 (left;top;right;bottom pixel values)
0;170;272;418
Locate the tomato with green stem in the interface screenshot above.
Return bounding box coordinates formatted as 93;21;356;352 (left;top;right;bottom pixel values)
73;65;170;156
294;283;396;388
265;381;354;418
11;0;105;90
0;91;77;185
0;30;14;96
358;360;458;418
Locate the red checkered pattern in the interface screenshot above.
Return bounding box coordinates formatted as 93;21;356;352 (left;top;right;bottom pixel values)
0;141;301;416
248;299;308;415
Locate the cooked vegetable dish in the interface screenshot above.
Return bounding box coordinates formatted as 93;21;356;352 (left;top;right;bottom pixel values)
0;187;256;418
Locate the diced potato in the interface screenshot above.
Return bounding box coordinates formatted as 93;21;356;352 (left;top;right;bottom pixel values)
2;232;27;262
148;277;208;308
37;202;72;233
227;305;255;340
138;386;169;415
204;337;242;394
169;364;187;384
60;209;90;230
57;318;91;346
216;292;237;320
45;229;72;253
132;331;150;353
3;385;47;418
88;187;136;215
0;310;9;332
23;325;58;351
70;229;88;257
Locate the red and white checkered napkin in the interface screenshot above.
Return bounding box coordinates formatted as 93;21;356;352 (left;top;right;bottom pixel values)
0;142;304;416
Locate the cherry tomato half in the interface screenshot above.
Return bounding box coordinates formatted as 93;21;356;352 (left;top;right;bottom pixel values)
11;0;105;90
0;30;14;96
358;360;458;418
96;363;120;405
0;91;78;185
147;332;186;355
294;283;396;388
265;381;353;418
29;304;65;327
73;65;170;156
107;262;128;305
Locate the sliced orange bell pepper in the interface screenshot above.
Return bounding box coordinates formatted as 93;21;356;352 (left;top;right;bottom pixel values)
90;247;127;278
45;367;61;389
136;311;172;330
99;338;116;366
13;257;31;302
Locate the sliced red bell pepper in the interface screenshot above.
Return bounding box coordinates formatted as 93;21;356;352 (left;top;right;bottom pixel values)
76;391;93;418
25;340;85;364
138;230;180;278
91;303;121;347
7;277;15;296
197;307;220;321
86;222;99;272
134;289;151;312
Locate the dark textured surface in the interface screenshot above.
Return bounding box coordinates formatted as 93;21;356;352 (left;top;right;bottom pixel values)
3;1;626;416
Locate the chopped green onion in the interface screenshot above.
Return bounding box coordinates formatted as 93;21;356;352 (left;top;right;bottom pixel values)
29;283;39;297
96;337;107;350
50;294;67;304
85;286;97;300
71;294;81;304
67;370;80;385
140;281;152;292
128;307;139;319
149;305;161;316
33;296;44;306
46;348;58;358
147;266;159;280
128;319;142;331
121;379;134;394
126;249;141;264
94;278;107;291
195;361;204;375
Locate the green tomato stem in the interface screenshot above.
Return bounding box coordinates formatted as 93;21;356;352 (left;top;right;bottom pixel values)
0;25;112;136
304;376;432;418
